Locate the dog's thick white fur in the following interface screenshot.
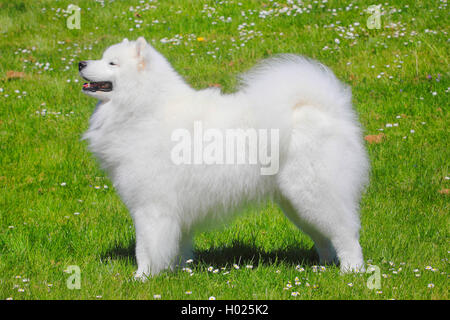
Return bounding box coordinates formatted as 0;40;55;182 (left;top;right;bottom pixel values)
80;37;369;279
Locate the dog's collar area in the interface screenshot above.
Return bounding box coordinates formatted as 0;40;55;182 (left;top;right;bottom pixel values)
82;81;113;92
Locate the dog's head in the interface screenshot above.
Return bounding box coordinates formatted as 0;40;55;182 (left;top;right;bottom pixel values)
79;37;151;101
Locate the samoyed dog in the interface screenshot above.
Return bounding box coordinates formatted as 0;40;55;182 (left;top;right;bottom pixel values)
79;37;369;279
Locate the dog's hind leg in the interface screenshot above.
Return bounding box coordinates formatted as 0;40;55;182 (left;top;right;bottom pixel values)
277;159;365;273
277;107;368;272
277;197;337;265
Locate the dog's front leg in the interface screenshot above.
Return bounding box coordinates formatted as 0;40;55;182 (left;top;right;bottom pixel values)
132;206;181;281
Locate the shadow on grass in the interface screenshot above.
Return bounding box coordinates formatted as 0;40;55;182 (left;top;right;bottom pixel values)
195;240;318;268
104;242;136;264
103;240;319;268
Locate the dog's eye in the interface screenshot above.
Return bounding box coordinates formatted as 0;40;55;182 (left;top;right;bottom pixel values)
109;62;117;66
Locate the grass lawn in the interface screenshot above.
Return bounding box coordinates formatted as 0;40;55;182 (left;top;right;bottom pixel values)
0;0;448;300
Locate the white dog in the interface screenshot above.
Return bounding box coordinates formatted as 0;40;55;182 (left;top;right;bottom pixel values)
79;37;369;279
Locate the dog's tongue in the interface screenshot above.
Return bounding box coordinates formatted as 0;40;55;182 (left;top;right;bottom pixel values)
83;83;90;88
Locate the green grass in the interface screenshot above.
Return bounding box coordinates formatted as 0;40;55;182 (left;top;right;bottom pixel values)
0;0;448;300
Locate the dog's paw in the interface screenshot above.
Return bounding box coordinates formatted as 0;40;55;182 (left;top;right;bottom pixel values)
133;271;149;282
339;263;366;274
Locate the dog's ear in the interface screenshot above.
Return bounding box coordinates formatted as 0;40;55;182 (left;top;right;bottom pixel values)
135;37;148;70
136;37;148;58
122;38;129;43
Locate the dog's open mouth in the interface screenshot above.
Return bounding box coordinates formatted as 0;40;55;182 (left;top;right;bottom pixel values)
82;81;113;92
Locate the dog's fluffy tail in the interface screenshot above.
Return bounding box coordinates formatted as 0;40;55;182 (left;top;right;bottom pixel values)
239;54;354;118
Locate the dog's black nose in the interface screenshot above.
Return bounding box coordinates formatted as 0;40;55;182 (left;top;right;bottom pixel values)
78;61;87;71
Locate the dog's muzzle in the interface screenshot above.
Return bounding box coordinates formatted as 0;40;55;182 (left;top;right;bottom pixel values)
78;61;113;92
